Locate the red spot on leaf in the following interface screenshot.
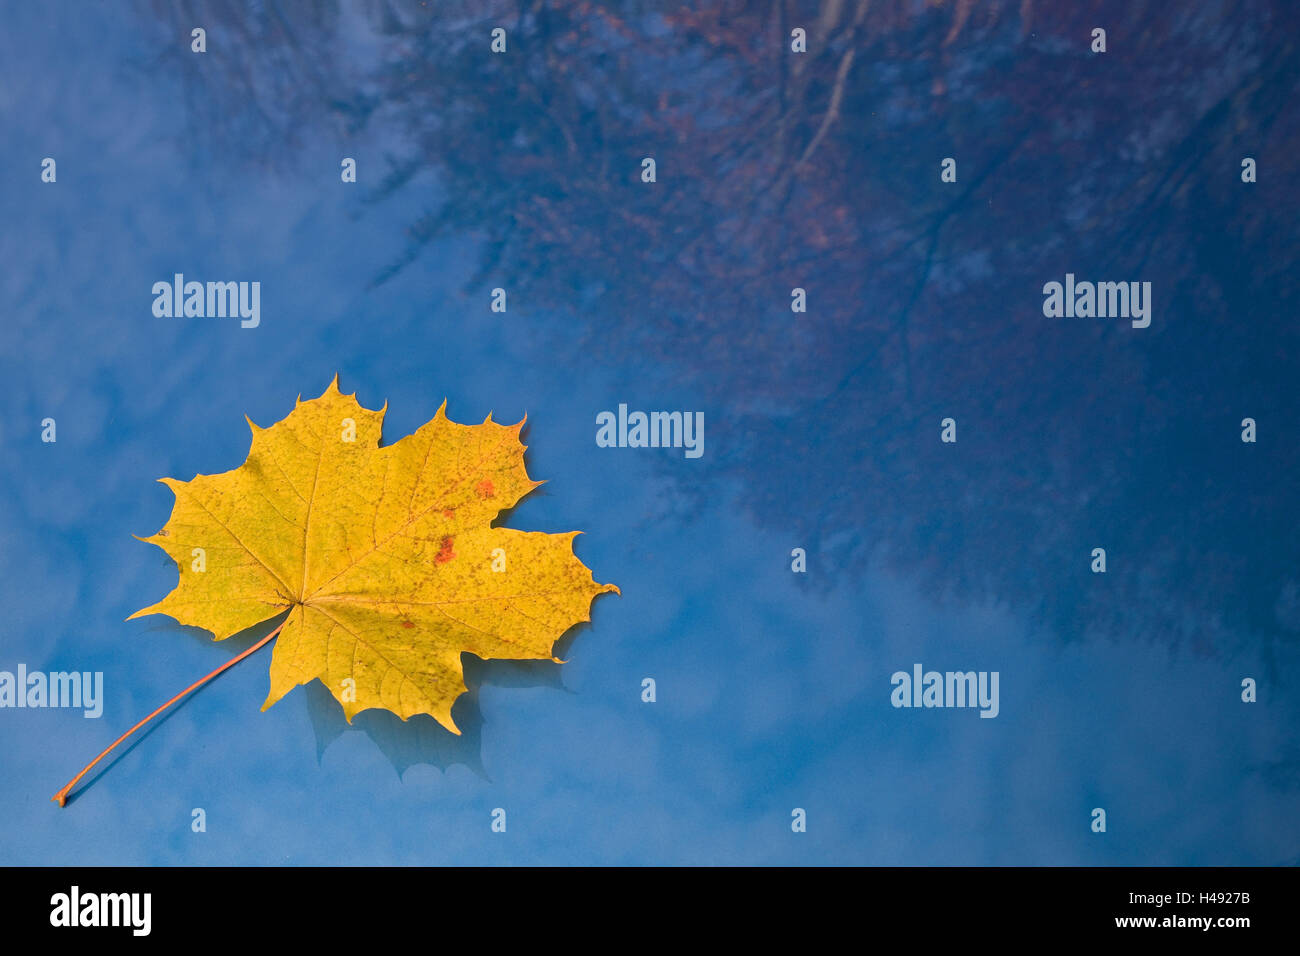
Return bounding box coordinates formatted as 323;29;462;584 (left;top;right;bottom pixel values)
442;508;455;519
402;620;414;629
475;479;495;499
435;535;456;564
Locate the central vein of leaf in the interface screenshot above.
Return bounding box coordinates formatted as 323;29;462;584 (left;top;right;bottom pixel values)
298;427;328;602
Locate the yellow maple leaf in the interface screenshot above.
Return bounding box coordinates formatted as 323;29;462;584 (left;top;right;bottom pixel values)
127;376;618;733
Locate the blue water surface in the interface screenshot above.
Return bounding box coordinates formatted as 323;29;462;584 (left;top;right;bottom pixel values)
1;1;1298;865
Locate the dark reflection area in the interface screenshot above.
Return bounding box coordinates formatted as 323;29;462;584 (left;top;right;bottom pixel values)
134;0;1300;662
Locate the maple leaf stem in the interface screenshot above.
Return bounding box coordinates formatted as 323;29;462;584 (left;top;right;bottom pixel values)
51;619;288;808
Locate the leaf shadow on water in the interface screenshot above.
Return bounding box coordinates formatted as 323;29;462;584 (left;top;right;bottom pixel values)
303;646;581;782
304;618;595;780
